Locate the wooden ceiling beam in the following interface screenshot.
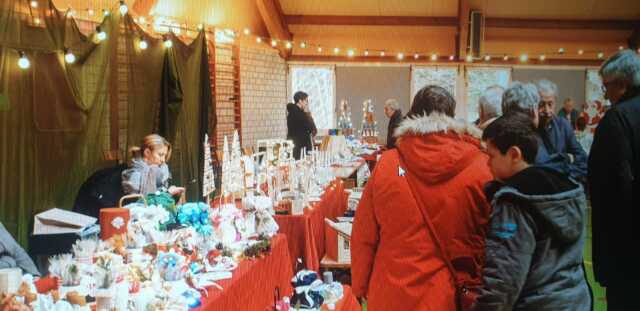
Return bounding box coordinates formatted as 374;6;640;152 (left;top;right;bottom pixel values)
486;18;637;30
132;0;158;16
256;0;292;58
287;54;605;66
284;15;458;27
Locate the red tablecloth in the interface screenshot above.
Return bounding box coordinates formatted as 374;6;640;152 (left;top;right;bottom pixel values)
275;180;348;272
195;234;293;311
322;285;362;311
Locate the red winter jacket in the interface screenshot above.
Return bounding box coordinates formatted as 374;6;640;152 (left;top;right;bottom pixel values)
352;113;493;311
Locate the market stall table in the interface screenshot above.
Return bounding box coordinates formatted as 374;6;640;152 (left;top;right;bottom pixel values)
194;234;293;311
275;180;348;272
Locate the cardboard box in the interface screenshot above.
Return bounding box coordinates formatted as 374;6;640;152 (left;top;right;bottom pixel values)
324;219;351;263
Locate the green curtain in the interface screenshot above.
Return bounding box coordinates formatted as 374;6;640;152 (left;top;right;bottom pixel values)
160;32;211;201
0;0;213;246
0;0;116;246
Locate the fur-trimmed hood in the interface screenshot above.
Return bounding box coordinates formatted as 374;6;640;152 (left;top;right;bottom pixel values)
394;113;487;184
394;112;482;139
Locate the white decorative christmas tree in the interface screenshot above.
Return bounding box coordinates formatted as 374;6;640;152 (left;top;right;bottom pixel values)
227;130;244;195
221;135;231;196
202;134;216;201
360;99;378;138
337;99;353;135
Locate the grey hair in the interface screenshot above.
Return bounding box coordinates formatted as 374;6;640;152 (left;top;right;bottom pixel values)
536;79;559;97
479;85;504;119
384;98;400;111
599;49;640;87
502;81;540;116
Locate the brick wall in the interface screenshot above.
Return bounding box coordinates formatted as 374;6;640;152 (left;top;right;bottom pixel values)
239;46;288;148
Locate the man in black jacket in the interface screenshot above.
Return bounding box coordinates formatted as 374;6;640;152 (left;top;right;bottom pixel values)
383;99;402;149
287;91;315;159
588;50;640;310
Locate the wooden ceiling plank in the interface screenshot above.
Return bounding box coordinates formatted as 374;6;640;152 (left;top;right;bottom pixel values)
486;17;637;30
284;15;458;27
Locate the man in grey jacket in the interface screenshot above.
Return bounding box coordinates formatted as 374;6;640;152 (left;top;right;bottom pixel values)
476;113;591;310
0;223;40;276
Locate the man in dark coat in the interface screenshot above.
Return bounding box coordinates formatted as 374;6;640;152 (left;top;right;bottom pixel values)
536;79;588;180
383;99;402;149
287;91;315;159
588;50;640;310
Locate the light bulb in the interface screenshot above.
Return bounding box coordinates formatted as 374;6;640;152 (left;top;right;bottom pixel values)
539;54;546;61
347;49;355;57
119;1;128;15
271;39;277;47
103;10;110;16
503;55;509;61
138;16;146;24
34;18;40;25
256;37;262;43
317;46;322;53
285;41;292;49
449;55;455;61
519;54;528;62
300;42;306;48
197;23;204;30
64;49;75;64
465;54;473;62
380;51;385;57
164;38;173;48
619;46;624;51
415;54;420;60
18;52;30;69
364;50;369;56
88;9;94;16
67;9;75;17
139;39;148;50
430;53;438;61
334;47;340;54
30;1;38;8
397;53;404;60
484;54;491;61
558;47;565;54
578;49;584;55
597;52;604;59
243;28;250;35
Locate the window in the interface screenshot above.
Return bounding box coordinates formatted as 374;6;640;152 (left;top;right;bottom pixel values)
290;66;336;129
465;67;511;122
411;66;458;100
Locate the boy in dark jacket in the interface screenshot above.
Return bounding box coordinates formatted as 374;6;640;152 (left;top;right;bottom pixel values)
475;113;591;310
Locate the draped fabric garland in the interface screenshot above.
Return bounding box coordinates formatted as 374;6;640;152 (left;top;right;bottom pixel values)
0;0;212;246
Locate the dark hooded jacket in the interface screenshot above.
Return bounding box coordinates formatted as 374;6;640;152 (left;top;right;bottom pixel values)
476;166;591;311
286;103;314;159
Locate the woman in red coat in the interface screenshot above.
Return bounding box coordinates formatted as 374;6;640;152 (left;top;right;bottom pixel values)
352;85;493;310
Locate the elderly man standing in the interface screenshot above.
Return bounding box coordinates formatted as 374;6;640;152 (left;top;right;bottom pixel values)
557;97;580;129
588;50;640;310
383;99;403;149
477;85;504;129
535;79;587;179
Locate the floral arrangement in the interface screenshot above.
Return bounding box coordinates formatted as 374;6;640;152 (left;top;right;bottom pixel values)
48;254;80;286
156;251;188;281
177;202;212;236
144;192;178;230
242;235;272;259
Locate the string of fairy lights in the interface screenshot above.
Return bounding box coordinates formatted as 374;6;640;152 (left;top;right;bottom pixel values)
13;0;638;70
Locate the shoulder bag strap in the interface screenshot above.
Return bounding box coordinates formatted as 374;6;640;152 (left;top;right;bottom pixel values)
397;155;461;288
